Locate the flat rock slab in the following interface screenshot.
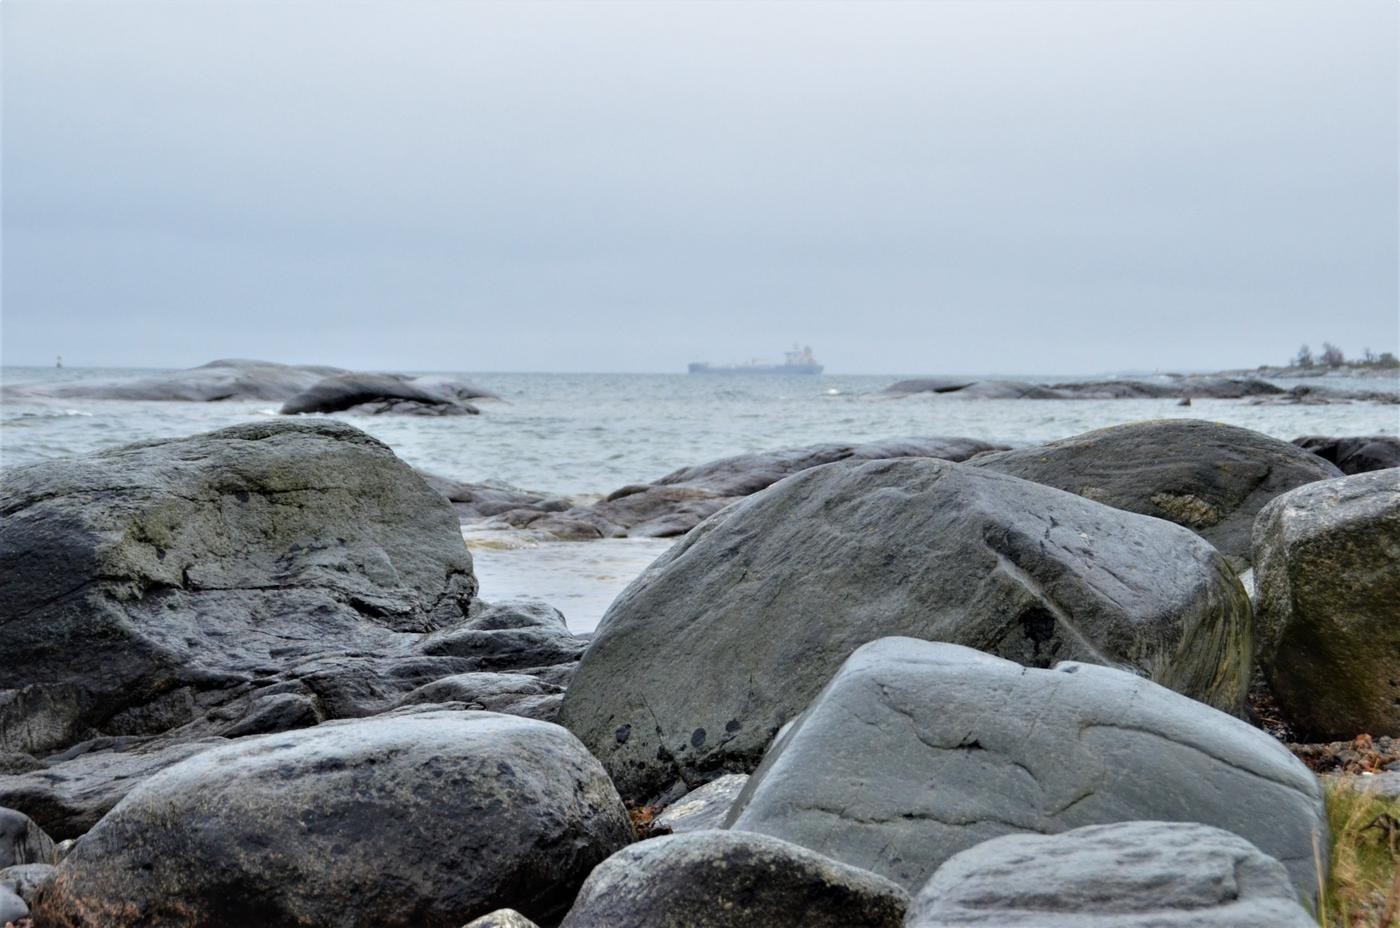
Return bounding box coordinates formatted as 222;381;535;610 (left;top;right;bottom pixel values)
652;774;750;835
907;821;1315;927
970;419;1342;567
560;457;1251;801
1254;469;1400;739
32;712;632;928
558;830;908;928
726;639;1325;899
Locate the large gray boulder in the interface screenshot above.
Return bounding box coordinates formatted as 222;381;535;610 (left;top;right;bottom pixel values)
970;419;1342;566
280;372;491;416
726;639;1325;898
0;358;345;402
558;831;908;928
490;436;1008;540
558;457;1252;800
32;712;632;928
0;808;53;868
0;419;479;759
1293;435;1400;474
906;821;1315;927
1254;469;1400;739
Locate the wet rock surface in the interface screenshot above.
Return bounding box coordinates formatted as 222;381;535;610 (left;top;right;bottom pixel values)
906;821;1315;927
1293;434;1400;474
558;830;908;928
970;419;1342;566
32;712;632;928
559;456;1251;801
1254;469;1400;740
0;419;479;759
726;639;1325;897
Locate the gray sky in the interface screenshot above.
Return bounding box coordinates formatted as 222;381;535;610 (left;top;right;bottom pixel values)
3;0;1396;374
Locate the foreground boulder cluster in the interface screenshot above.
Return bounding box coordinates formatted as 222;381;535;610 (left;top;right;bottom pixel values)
1;416;1395;927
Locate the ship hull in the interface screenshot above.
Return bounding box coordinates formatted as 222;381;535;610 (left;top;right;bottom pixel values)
688;363;824;375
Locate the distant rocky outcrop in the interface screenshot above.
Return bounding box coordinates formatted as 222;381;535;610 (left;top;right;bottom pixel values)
279;372;497;416
559;456;1251;801
727;638;1325;897
475;437;1009;540
1;358;345;402
1;359;502;417
882;373;1397;404
970;419;1342;567
1253;470;1400;740
1293;435;1400;474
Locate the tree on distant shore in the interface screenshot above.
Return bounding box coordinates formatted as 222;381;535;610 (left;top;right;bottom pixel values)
1293;344;1314;368
1320;342;1346;367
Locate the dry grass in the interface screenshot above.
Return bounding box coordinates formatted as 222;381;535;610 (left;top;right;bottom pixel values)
1318;779;1400;926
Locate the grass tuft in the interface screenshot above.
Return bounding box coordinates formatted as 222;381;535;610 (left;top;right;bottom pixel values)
1319;779;1400;926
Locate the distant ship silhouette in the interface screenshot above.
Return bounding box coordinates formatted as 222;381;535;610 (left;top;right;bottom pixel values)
688;344;823;375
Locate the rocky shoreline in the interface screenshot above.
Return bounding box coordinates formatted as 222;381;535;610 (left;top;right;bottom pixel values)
1;416;1397;926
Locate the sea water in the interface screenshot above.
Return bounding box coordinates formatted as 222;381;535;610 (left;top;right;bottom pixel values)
4;366;1397;631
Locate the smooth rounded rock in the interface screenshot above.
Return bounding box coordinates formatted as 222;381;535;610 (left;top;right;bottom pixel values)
558;830;908;928
1254;469;1400;739
461;911;540;928
0;885;26;925
907;821;1315;927
726;638;1325;898
559;457;1251;800
970;419;1342;566
32;712;632;928
0;808;53;868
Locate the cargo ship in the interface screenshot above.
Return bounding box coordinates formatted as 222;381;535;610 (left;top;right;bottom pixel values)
688;345;824;375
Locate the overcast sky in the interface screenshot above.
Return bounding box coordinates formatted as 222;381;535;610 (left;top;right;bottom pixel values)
3;1;1396;374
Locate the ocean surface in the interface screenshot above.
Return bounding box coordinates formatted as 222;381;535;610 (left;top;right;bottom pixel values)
5;365;1398;631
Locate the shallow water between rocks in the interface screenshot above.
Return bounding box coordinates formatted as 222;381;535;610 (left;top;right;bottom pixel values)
4;365;1397;631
